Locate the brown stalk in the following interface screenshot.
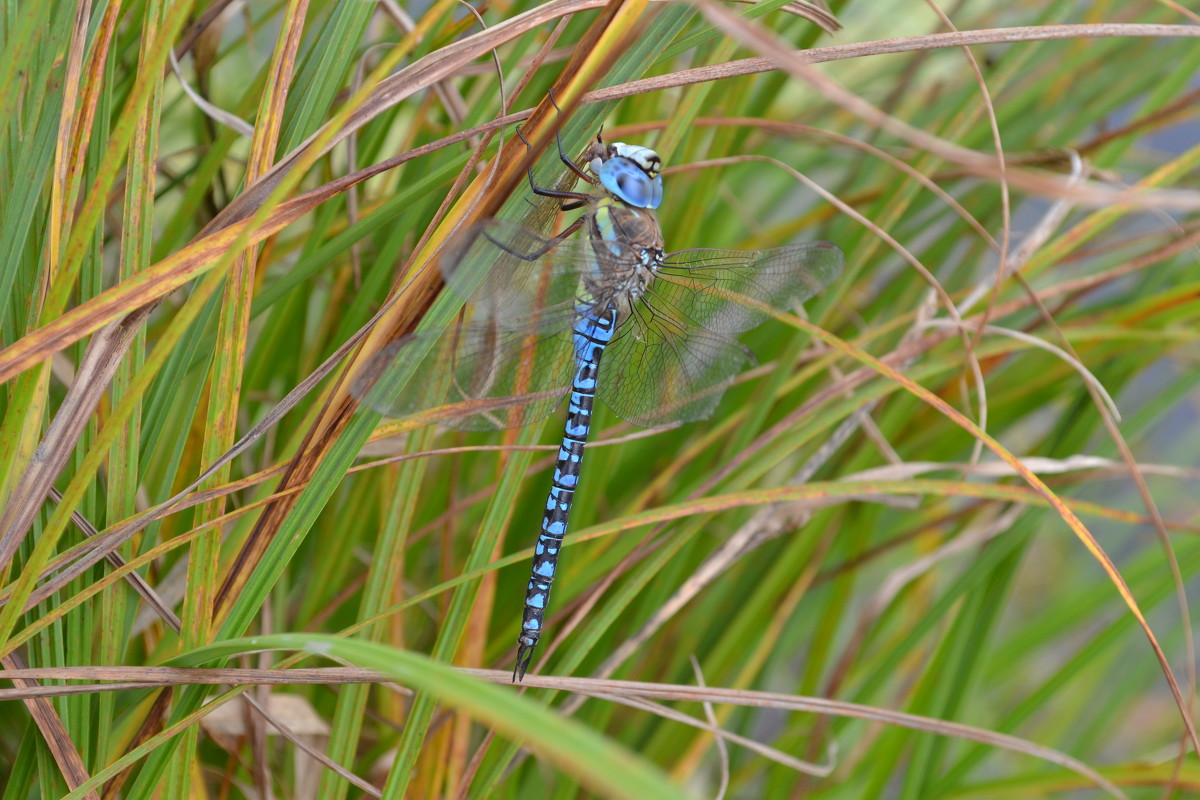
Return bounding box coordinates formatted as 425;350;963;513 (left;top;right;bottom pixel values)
3;652;98;800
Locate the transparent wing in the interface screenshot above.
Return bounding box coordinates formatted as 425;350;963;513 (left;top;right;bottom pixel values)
351;309;578;431
351;217;612;430
656;241;844;334
597;241;843;427
441;219;600;330
599;297;753;427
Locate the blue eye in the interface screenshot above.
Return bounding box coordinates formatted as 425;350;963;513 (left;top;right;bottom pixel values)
596;158;663;209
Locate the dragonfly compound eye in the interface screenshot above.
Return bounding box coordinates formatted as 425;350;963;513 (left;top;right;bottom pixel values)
597;157;664;209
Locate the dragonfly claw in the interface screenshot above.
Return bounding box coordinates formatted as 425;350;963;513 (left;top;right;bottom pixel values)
513;641;537;683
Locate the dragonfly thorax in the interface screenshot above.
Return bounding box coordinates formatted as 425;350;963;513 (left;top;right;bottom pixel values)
584;198;664;321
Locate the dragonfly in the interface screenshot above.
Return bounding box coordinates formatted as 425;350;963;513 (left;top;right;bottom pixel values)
355;126;843;681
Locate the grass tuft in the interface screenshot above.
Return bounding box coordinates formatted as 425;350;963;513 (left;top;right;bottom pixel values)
1;1;1198;797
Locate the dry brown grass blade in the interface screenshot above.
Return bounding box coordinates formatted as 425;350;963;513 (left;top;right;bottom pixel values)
172;0;240;73
493;671;1128;798
100;687;172;800
0;663;1124;795
0;666;387;693
47;488;181;629
46;0;91;278
0;321;143;570
2;652;99;800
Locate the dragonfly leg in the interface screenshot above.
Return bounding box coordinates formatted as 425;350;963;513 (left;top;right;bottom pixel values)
482;214;586;264
545;87;596;186
515;123;592;208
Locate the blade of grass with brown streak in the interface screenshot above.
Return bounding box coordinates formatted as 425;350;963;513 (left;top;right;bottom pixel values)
95;0;152;786
168;3;308;797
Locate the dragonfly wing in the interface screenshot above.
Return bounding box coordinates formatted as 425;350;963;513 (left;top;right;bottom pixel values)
597;294;754;427
658;241;843;334
351;217;615;430
351;308;577;431
597;241;843;427
440;219;601;331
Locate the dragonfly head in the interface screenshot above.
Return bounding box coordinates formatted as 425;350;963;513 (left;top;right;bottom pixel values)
585;134;664;210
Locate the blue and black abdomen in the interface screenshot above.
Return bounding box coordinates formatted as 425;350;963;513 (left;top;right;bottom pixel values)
514;306;618;680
